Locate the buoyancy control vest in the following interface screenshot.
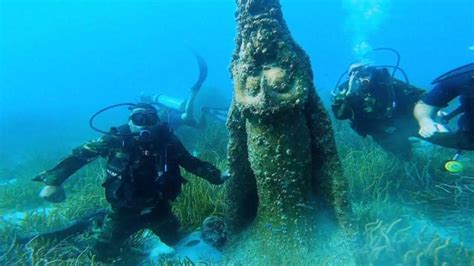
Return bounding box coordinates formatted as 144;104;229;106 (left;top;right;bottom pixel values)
102;124;185;209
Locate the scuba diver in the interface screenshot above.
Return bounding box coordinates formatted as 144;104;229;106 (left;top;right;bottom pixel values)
32;103;230;262
332;48;426;159
414;63;474;172
140;50;229;129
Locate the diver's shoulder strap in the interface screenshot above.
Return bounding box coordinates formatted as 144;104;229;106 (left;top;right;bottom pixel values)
110;125;135;152
442;105;465;124
156;122;173;140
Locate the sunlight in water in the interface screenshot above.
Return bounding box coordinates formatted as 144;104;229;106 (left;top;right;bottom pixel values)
342;0;392;59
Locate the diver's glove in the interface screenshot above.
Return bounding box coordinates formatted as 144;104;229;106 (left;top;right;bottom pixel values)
220;170;231;183
32;171;47;183
32;172;66;203
39;185;66;203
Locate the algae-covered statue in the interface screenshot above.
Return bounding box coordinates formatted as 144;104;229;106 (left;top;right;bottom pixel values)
225;0;352;260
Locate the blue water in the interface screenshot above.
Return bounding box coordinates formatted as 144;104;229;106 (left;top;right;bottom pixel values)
0;1;473;264
0;0;473;168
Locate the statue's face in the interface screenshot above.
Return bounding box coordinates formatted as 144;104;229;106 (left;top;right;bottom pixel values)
233;63;307;115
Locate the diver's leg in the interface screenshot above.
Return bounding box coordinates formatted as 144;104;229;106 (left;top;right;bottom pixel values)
426;131;474;151
372;132;412;160
147;205;182;246
463;133;474;150
92;208;142;262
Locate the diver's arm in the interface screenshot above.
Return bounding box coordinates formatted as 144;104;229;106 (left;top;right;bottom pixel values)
414;101;448;138
34;137;114;187
331;97;352;120
173;137;224;185
331;82;353;120
36;137;116;203
37;153;95;187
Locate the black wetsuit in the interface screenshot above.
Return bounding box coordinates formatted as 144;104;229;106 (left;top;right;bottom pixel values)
332;67;425;159
36;123;223;261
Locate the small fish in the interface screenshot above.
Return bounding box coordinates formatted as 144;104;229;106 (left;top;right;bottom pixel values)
184;239;200;247
0;178;17;186
295;203;315;210
266;223;287;233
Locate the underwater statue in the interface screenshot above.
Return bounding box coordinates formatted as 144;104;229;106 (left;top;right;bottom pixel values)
225;0;352;260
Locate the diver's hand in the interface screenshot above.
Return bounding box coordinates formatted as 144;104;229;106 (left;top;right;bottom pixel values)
220;171;231;183
418;119;449;138
39;185;66;203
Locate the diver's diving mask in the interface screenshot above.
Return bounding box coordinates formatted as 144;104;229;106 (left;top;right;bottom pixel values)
130;111;159;126
128;107;160;142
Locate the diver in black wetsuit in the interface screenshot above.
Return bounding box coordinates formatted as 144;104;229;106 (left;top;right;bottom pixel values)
332;57;426;160
34;103;230;262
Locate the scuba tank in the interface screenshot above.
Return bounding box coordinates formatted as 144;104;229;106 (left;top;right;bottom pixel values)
154;95;186;112
153;49;208;123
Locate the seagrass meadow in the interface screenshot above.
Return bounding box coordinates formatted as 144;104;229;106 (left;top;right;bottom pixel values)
1;0;473;264
0;116;473;265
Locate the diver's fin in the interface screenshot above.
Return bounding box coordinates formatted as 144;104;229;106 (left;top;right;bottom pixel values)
18;208;107;245
183;49;208;122
188;49;208;93
431;62;474;85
